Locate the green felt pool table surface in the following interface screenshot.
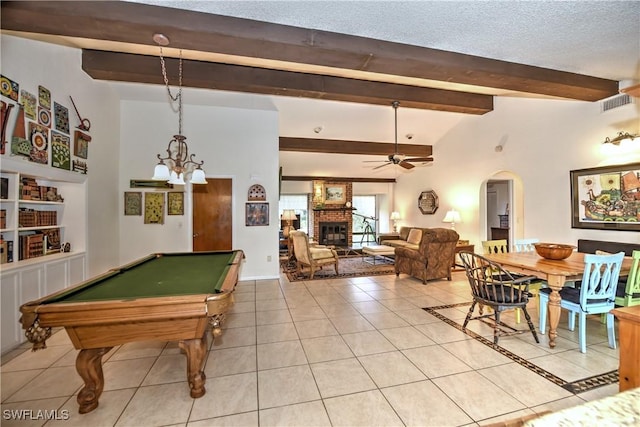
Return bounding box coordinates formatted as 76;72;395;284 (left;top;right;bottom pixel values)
45;251;241;303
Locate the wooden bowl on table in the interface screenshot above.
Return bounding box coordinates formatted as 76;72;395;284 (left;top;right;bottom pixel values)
534;243;576;260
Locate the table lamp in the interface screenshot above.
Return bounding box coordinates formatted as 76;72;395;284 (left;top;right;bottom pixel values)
442;209;461;230
281;209;297;238
390;211;401;233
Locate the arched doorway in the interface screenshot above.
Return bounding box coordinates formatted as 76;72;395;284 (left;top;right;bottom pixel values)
479;171;524;251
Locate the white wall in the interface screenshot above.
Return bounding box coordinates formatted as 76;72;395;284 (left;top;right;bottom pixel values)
119;100;280;279
1;35;120;276
395;96;640;248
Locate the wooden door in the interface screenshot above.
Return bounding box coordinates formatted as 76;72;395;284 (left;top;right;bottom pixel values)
192;178;232;251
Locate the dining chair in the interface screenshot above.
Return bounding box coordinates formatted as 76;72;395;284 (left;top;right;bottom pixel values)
599;250;640;324
513;238;539;252
481;239;522;321
539;251;625;353
459;251;539;345
512;238;546;322
482;239;509;254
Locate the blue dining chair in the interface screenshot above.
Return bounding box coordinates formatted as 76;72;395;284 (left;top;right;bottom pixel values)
539;251;625;353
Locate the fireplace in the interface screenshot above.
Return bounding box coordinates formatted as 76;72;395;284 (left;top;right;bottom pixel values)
319;222;348;247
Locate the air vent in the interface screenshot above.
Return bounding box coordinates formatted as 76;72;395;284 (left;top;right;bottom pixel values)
601;94;633;112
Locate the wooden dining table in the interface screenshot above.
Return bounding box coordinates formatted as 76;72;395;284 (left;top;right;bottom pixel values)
484;251;633;348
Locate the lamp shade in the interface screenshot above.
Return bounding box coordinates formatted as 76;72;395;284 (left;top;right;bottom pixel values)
190;168;208;184
442;209;461;224
152;163;171;181
281;209;297;221
168;171;186;186
390;211;401;220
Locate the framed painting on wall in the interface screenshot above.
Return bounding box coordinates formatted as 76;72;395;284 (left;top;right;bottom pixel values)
570;162;640;231
324;184;346;204
124;191;142;216
246;202;269;226
144;192;165;224
168;192;184;215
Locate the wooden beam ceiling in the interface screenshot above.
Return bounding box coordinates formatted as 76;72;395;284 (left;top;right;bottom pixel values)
0;0;620;109
282;176;396;183
81;50;492;114
280;138;432;157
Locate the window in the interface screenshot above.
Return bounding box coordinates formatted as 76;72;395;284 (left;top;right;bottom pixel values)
352;195;377;245
279;195;308;232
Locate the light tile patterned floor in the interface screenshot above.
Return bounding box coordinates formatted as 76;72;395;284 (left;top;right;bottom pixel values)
1;270;622;426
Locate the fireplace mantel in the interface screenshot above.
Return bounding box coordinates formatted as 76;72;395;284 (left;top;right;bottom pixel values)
313;207;357;212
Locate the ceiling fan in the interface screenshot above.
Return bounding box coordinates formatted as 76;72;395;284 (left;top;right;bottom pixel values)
365;101;433;170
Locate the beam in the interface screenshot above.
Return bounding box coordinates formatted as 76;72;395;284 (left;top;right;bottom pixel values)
0;1;619;101
81;50;492;114
282;176;396;183
280;137;432;157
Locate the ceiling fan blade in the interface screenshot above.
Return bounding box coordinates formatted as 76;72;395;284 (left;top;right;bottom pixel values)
372;162;392;170
405;157;434;163
399;161;415;169
363;160;389;163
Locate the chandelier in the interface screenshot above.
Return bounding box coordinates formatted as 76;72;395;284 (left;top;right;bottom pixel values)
151;34;207;185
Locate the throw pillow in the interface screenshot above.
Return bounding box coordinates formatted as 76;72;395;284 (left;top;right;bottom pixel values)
407;229;422;245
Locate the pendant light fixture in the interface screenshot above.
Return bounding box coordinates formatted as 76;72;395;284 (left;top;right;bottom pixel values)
151;33;207;185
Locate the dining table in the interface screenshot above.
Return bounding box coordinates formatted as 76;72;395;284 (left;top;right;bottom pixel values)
484;251;633;348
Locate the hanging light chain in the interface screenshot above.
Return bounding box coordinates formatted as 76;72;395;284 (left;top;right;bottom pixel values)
159;46;183;135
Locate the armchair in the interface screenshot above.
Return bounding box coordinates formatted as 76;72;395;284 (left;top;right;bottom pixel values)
290;231;339;279
394;228;459;283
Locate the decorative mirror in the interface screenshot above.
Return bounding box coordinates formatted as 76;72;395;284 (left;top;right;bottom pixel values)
418;190;439;215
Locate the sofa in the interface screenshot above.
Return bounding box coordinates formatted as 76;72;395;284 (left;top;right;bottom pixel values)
577;239;639;256
393;227;460;283
378;226;425;250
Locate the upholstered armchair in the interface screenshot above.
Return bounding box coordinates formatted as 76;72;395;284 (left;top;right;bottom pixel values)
290;231;339;279
394;228;459;283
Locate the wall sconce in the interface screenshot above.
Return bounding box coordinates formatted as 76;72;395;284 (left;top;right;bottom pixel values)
603;131;638;146
312;180;324;205
281;209;297;238
442;209;461;230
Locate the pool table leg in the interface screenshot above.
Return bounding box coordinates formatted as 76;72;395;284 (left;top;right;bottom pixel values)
179;337;207;398
76;347;112;414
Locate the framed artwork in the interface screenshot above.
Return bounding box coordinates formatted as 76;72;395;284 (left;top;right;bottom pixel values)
28;121;48;164
246;202;269;226
570;162;640;231
418;190;439;215
38;85;51;109
1;75;19;101
324;184;346;204
54;102;70;134
124;191;142;215
20;90;37;120
144;192;165;224
50;131;71;170
168;192;184;215
74;130;91;159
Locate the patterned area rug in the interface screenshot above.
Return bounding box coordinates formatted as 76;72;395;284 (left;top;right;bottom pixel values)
423;303;618;394
284;255;395;282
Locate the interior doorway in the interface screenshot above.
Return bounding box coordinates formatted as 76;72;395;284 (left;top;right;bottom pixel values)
486;179;511;245
192;178;233;251
481;172;523;251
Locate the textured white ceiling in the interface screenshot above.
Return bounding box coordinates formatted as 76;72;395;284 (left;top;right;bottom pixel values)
135;0;640;82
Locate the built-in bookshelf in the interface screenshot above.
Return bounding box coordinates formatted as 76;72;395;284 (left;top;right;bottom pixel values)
1;158;88;353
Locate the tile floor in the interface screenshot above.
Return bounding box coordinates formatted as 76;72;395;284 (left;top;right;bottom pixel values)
1;270;623;426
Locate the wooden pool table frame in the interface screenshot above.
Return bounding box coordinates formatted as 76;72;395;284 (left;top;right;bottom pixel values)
19;250;244;414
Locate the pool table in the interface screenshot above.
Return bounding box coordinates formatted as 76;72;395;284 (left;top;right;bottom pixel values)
19;250;244;414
